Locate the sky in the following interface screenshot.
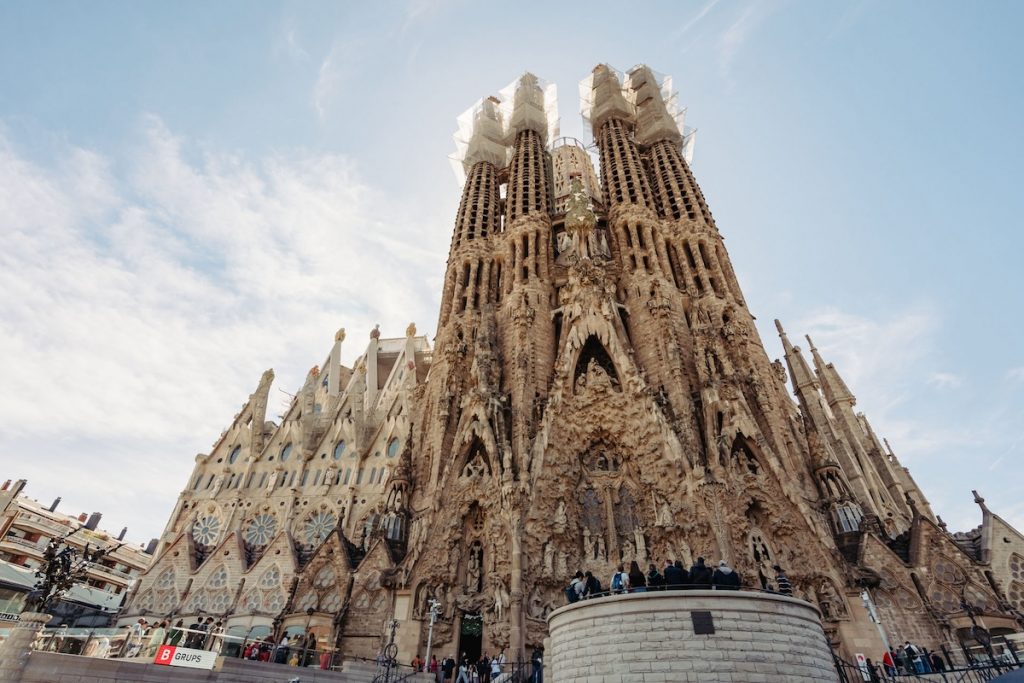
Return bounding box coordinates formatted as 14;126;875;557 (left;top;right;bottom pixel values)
1;1;1022;546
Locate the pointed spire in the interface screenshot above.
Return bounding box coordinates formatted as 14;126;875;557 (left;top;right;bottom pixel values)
507;72;552;144
587;64;633;133
776;320;816;390
627;65;682;147
807;335;856;406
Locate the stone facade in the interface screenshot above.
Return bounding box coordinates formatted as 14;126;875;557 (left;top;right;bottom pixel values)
547;591;838;682
119;63;1023;669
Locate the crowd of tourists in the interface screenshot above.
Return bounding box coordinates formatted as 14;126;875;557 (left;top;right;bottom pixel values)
412;646;543;683
119;616;327;668
563;557;795;601
859;641;951;680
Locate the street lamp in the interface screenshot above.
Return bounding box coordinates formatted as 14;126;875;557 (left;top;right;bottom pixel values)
424;599;440;673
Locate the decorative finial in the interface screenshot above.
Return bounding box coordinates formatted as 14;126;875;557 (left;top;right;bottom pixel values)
805;335;817;351
972;490;989;513
406;322;417;338
774;319;788;338
937;515;948;531
309;365;320;377
370;324;381;340
335;327;346;342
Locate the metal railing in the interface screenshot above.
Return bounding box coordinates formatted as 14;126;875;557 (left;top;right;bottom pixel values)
832;651;1022;682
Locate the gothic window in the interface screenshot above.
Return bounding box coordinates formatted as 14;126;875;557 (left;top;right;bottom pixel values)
263;590;286;613
209;590;231;613
580;488;604;534
185;590;209;613
192;514;222;547
934;557;966;586
387;438;400;458
155;567;176;590
314;566;336;589
321;592;342;612
834;505;863;533
1009;553;1023;581
304;510;338;546
280;443;293;462
243;589;261;611
156;590;177;613
244;513;278;547
135;590;154;611
297;590;318;612
333;441;346;459
258;565;282;589
228;446;241;464
207;565;229;589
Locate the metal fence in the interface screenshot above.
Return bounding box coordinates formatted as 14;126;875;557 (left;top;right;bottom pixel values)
833;652;1022;683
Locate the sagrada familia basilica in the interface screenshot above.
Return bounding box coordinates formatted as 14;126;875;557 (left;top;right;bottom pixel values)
121;65;1024;663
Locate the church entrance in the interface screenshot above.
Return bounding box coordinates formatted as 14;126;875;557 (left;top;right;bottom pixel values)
458;612;482;664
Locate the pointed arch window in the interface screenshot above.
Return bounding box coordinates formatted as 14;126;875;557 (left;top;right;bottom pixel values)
280;443;293;462
228;446;241;464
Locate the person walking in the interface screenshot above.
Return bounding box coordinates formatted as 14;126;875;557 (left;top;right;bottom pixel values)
476;654;491;682
712;560;741;590
610;564;630;594
628;561;647;592
583;570;602;598
773;565;792;596
441;654;456;682
490;649;505;682
531;646;544;683
688;557;713;589
207;620;225;653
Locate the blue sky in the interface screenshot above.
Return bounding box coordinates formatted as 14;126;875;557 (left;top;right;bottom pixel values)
1;1;1022;544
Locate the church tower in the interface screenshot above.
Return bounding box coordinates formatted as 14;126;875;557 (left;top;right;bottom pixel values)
120;64;1022;670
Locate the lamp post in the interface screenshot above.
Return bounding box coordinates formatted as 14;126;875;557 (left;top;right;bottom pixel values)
424;599;440;675
860;589;893;654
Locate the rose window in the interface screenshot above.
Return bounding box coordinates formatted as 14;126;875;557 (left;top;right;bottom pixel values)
1010;554;1023;581
192;514;222;546
304;511;337;546
1009;581;1024;610
244;513;278;547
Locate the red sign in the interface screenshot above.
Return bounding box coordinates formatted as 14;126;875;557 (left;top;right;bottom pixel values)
153;645;218;670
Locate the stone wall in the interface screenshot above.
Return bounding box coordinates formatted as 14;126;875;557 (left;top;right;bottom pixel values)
546;590;839;683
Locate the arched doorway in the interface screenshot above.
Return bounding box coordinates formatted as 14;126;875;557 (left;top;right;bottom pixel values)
458;612;483;664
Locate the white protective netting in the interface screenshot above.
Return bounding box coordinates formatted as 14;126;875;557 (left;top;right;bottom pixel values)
449;73;559;185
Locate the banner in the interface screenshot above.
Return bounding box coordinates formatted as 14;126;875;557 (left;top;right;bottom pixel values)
154;645;217;670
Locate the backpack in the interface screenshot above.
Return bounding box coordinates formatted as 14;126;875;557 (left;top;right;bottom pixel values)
611;572;624;591
564;583;580;603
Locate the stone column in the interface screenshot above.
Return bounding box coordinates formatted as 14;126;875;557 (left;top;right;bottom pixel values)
0;612;51;682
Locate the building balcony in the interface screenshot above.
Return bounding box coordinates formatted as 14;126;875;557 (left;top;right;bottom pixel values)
16;511;71;536
85;562;135;584
0;535;47;556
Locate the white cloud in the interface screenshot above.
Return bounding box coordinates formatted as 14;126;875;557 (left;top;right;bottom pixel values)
926;372;962;389
1007;367;1024;383
313;40;357;121
671;0;723;39
718;4;761;77
0;118;442;541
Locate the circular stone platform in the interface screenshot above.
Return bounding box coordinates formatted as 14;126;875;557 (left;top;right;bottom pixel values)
546;590;838;682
